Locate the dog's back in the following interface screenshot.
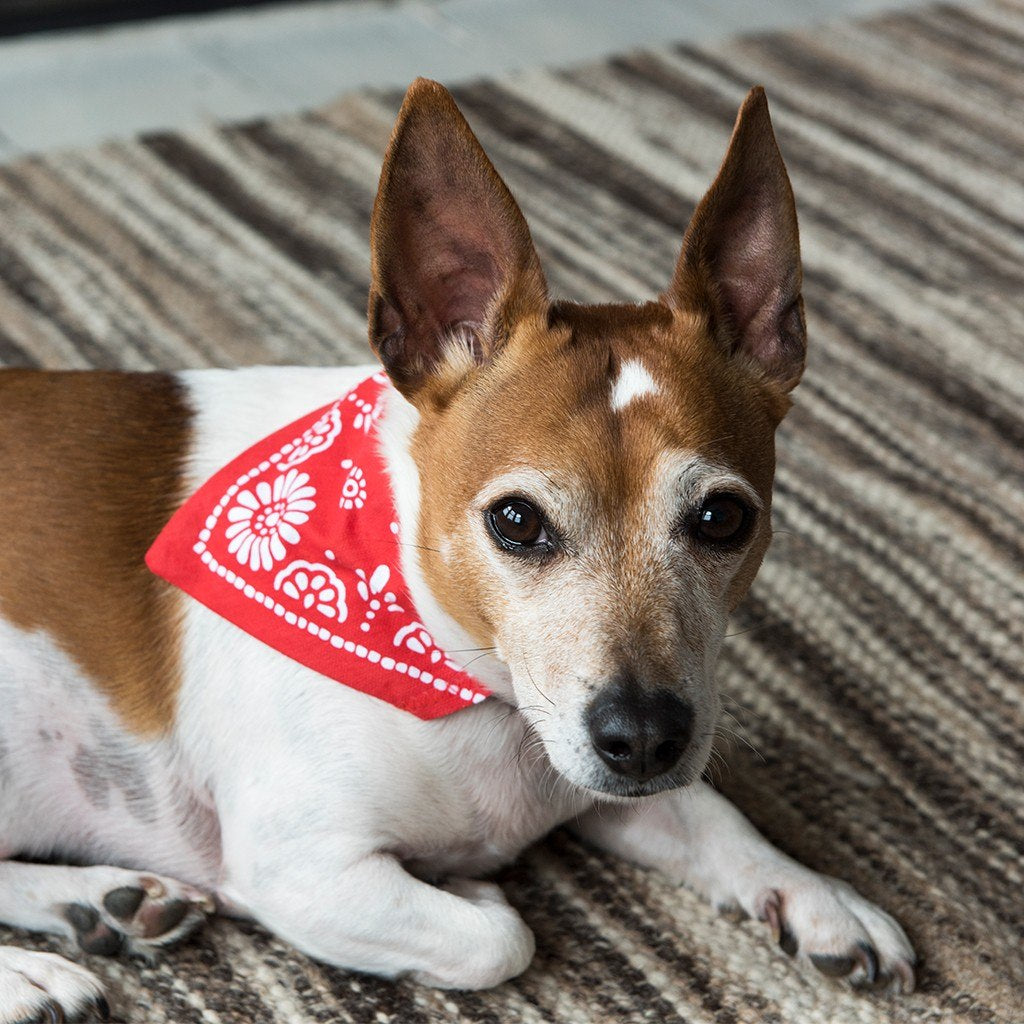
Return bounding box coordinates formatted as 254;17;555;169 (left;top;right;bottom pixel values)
0;371;204;872
0;370;190;735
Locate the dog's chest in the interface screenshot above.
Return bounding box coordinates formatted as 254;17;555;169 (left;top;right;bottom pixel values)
394;707;585;878
176;608;583;881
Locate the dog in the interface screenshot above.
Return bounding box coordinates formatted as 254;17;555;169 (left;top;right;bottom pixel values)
0;79;916;1021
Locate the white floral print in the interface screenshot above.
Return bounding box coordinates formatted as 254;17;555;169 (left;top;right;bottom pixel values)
339;459;367;510
279;404;342;469
393;622;463;671
354;564;404;632
274;560;347;621
347;392;379;433
225;469;316;571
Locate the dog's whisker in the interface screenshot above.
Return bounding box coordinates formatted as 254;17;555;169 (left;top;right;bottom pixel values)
507;728;550;776
566;784;593;826
394;540;443;554
524;662;555;708
715;720;766;764
716;695;769;763
718;706;753;733
518;742;552;790
481;706;524;742
459;650;499;671
506;730;530;772
711;748;728;779
718;692;766;723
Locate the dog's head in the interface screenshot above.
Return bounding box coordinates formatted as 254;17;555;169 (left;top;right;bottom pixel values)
369;80;804;797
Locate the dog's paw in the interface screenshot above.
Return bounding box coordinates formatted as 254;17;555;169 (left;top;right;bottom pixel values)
60;868;214;959
439;878;510;907
0;946;109;1023
407;878;535;989
753;878;916;994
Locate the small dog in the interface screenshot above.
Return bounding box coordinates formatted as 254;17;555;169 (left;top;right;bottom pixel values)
0;80;915;1020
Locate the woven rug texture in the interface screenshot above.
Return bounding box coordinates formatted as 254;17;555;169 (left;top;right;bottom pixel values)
1;1;1022;1021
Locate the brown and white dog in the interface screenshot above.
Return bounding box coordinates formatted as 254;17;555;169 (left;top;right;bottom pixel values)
0;80;916;1021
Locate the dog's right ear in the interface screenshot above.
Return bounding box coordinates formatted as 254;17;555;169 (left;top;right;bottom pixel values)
368;79;548;402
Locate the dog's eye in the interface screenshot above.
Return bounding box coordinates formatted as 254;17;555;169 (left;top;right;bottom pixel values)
693;493;752;545
487;499;550;552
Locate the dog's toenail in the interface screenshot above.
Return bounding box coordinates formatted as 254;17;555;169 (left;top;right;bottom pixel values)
809;953;857;977
144;898;189;937
91;995;111;1022
894;959;917;994
103;886;146;921
757;889;783;941
778;922;799;957
194;893;216;914
62;903;99;933
856;941;880;985
716;901;749;922
853;970;891;992
41;1000;64;1024
79;924;123;956
139;876;166;899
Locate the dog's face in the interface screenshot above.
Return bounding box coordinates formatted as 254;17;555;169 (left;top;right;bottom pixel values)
368;80;804;797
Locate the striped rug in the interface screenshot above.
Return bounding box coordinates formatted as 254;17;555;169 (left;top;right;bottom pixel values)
2;1;1022;1021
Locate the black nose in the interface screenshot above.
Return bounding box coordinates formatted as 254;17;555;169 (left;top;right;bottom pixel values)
587;680;693;782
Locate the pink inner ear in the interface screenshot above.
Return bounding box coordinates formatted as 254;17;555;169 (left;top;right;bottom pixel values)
714;238;803;384
406;208;505;328
368;81;546;391
669;88;805;391
375;195;512;370
720;215;797;350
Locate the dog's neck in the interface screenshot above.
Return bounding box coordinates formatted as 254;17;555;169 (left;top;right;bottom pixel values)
376;383;516;703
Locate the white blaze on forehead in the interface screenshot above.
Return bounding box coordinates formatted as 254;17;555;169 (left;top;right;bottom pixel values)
610;359;660;411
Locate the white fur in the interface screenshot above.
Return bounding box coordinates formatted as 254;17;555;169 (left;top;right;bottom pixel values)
0;862;211;953
0;618;219;881
0;947;105;1024
0;365;915;1002
461;454;761;795
574;784;915;981
610;358;660;411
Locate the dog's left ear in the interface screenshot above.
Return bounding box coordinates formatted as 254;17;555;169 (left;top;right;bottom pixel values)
368;78;548;402
664;87;806;392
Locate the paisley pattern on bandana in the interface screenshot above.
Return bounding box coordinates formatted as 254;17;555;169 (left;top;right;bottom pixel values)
146;372;490;719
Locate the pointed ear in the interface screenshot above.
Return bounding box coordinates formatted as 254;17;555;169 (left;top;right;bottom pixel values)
367;78;547;401
664;87;806;392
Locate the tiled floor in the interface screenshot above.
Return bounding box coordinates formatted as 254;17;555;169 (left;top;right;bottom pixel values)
0;0;932;160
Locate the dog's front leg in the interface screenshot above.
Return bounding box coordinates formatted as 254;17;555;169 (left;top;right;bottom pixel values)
572;781;916;992
223;850;534;989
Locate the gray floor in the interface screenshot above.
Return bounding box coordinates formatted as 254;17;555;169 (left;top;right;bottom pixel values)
0;0;930;161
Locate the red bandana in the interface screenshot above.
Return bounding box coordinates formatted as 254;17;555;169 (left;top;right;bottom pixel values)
146;372;490;718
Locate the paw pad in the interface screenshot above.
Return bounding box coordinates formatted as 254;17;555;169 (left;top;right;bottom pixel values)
61;873;213;958
61;903;123;956
102;886;145;921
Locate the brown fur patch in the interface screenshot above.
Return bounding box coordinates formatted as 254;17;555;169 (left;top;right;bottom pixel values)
0;370;192;735
412;300;788;643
